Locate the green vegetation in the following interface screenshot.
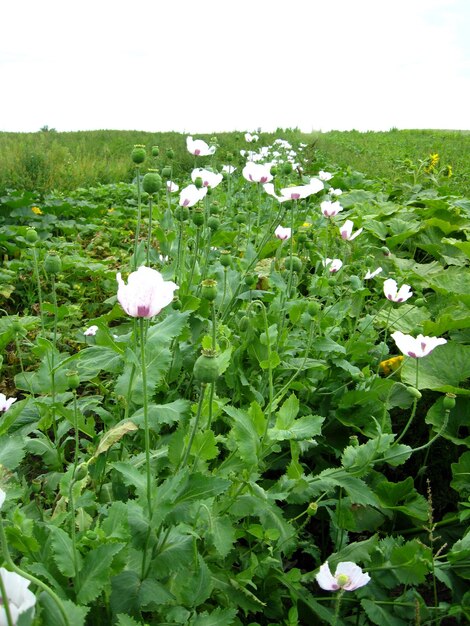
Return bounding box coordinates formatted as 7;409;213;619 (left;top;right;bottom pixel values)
0;132;469;625
1;128;469;195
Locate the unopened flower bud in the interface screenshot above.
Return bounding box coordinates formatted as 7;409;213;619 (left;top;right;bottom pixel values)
407;387;422;400
44;252;62;275
142;170;162;195
131;145;146;164
74;463;88;481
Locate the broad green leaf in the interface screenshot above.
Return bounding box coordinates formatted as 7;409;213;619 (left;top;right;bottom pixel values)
76;543;125;604
426;396;470;447
209;516;236;558
192;430;219;461
178;554;213;607
389;540;432;584
151;525;194;577
277;393;299;428
402;342;470;393
116;615;146;626
38;594;88;626
0;435;25;469
451;451;470;495
112;461;147;494
138;577;175;608
130;399;191;432
76;345;123;377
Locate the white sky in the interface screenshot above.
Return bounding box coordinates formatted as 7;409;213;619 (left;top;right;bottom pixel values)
1;0;469;134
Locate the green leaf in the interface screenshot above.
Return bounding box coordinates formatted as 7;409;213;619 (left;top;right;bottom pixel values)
402;342;470;393
389;540;432;584
77;543;125;604
50;526;82;578
361;599;408;626
38;594;88;626
224;405;260;465
76;345;123;377
260;350;281;369
192;430;219;461
93;420;138;458
451;451;470;495
116;615;146;626
178;554;213;607
0;435;25;470
209;516;236;558
190;607;237;625
426;396;470;447
276;393;299;428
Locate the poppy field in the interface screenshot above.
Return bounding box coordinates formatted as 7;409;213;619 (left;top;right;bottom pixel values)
0;130;469;625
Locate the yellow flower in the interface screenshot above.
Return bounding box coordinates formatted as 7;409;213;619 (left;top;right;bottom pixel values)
31;206;43;215
379;355;404;376
302;222;312;228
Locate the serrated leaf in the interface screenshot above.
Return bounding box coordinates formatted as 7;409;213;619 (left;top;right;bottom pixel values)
179;555;213;607
50;526;82;578
190;607;237;625
209;516;236;558
116;615;146;626
38;594;88;626
76;543;125;604
224;405;260;465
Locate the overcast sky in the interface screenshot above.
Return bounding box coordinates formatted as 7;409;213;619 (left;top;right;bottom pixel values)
1;0;469;134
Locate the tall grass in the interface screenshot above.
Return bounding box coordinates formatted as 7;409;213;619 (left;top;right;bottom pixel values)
0;127;469;195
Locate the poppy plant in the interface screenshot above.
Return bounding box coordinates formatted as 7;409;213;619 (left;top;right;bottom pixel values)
321;200;343;218
340;219;363;241
242;162;273;184
383;278;412;303
0;567;37;625
391;331;447;358
191;168;223;189
116;266;178;318
316;561;370;591
179;184;207;208
275;225;292;240
186;136;216;156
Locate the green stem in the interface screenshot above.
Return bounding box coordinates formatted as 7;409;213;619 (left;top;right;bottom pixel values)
146;196;153;266
188;227;201;292
259;303;274;448
0;571;14;626
395;360;419;444
31;246;45;334
50;276;62;466
133;166;142;271
181;384;206;468
333;589;345;626
139;318;152;516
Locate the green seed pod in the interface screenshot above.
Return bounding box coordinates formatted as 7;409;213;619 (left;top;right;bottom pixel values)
151;145;159;157
381;246;391;257
31;478;42;494
235;214;246;225
194;176;203;189
414;298;425;307
207;216;220;232
172;297;182;310
174;206;189;221
284;256;302;273
74;462;88;481
161;166;172;178
307;502;318;516
226;152;233;162
220;251;231;267
282;162;293;175
193;351;220;383
192;207;204;227
66;370;80;390
25;227;39;244
270;165;278;176
142;170;162;194
44;252;62;275
131;145;146;164
443;393;456;411
166;148;174;159
210;201;220;215
201;279;218;301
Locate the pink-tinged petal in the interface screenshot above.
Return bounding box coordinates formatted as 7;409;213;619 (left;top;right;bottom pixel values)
364;267;383;280
0;488;5;508
116;266;178;319
335;562;371;591
316;562;339;591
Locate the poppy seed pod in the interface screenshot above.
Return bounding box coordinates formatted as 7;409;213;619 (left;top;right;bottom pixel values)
192;207;205;227
207;216;220;232
131;145;146;164
142;170;162;194
235;214;246;225
66;370;80;390
443;393;456;411
201;279;218;301
151;146;159;157
166;148;174;159
220;251;231;267
25;227;39;244
282;162;293;175
285;256;302;273
194;176;203;189
161;166;172;178
44;252;62;275
194;350;220;383
174;206;189;221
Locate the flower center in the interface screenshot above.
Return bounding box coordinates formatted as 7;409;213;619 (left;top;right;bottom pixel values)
336;573;350;587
